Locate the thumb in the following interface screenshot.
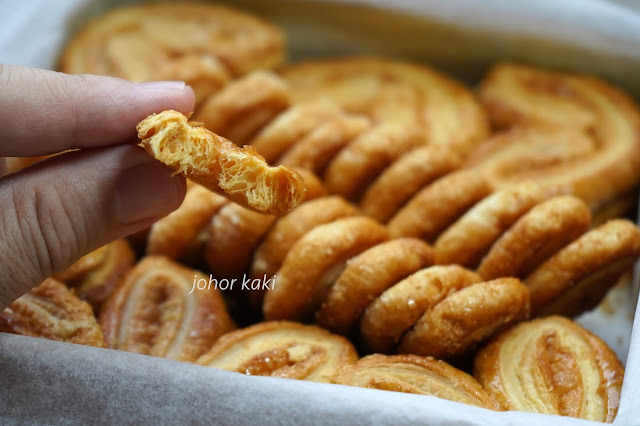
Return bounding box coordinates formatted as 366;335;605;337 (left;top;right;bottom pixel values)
0;145;186;309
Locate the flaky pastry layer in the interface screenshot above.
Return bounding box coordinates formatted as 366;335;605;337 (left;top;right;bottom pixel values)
197;321;357;383
137;110;305;215
474;316;623;422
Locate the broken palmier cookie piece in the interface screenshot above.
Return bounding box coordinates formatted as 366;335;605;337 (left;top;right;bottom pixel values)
473;316;623;422
335;354;499;410
196;321;358;383
99;256;235;362
137;110;305;215
0;278;105;347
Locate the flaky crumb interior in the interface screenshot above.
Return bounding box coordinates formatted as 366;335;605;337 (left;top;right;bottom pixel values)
138;110;304;214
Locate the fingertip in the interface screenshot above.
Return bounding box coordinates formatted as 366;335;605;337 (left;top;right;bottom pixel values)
133;80;196;116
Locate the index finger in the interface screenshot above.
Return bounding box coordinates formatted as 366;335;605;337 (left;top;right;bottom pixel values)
0;65;195;156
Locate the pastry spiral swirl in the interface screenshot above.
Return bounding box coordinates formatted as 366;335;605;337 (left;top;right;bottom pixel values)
59;3;285;104
197;321;357;383
471;62;640;210
100;256;235;362
335;354;499;410
281;58;489;155
473;316;624;422
0;278;105;347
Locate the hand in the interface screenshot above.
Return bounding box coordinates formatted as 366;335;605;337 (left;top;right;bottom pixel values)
0;65;195;309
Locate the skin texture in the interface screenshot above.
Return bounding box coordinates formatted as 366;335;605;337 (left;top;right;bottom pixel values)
0;65;194;310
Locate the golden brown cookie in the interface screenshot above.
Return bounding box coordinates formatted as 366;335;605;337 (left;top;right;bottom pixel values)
474;63;640;210
477;196;591;280
263;216;389;321
204;169;326;281
335;354;499;410
54;239;135;311
360;145;461;223
360;265;482;354
249;196;358;308
251;99;344;164
525;219;640;317
0;278;105;347
206;203;277;280
59;3;285;81
137;110;304;215
434;182;546;267
315;238;433;336
194;71;291;145
197;321;358;383
278;113;371;175
100;256;235;362
282;57;489;154
156;54;230;106
398;278;530;359
146;184;228;262
474;316;623;422
323;122;425;201
590;190;637;227
387;169;492;242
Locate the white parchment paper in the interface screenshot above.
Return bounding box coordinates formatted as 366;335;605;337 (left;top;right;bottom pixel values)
0;1;639;424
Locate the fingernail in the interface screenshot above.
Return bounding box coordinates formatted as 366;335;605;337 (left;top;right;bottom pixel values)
137;81;186;91
114;161;184;224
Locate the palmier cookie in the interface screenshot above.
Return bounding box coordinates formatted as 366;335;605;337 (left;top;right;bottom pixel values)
315;238;434;336
0;278;105;347
277;113;371;175
263;216;389;322
196;321;357;383
137;110;304;215
361;265;529;356
477;195;591;280
54;239;135;311
251;99;344;164
387;169;492;242
473;63;640;209
474;316;623;422
59;3;285;82
398;277;530;359
323;122;425;201
194;71;291;146
100;256;235;362
335;354;499;410
360;145;462;223
146;184;228;262
525;219;640;317
434;182;546;268
282;57;489;154
204;170;326;280
248;196;359;309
